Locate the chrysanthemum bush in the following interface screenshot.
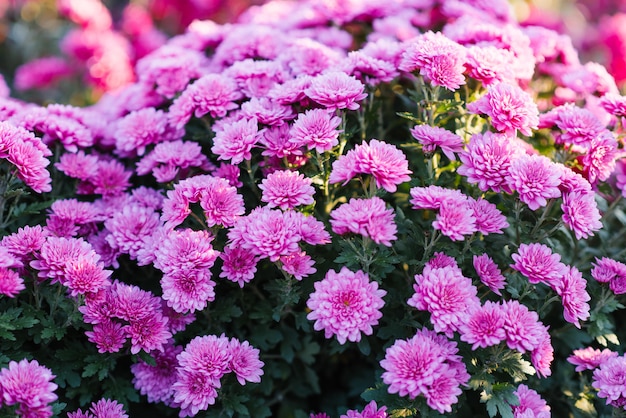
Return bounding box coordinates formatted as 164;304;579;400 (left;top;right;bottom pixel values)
3;0;626;417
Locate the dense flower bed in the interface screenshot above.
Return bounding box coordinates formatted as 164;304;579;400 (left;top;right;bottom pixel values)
1;0;626;417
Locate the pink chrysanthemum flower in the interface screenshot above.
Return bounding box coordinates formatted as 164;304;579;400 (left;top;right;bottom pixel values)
278;38;342;77
410;125;464;160
340;400;387;418
399;31;467;91
198;177;245;228
409;185;466;210
87;159;132;196
46;198;100;238
177;334;232;380
85;320;127;353
55;150;99;181
432;199;477;241
473;254;507;295
592;354;626;409
330;139;412;193
510;242;567;286
426;252;459;270
289;108;342;153
228;339;264;385
532;328;554;379
330;197;397;246
457;131;523;193
211;118;261;165
540;104;605;148
225;58;288;98
131;341;182;406
306;267;386;344
581;131;618;185
467;83;539;136
296;212;332;246
268;75;312;106
340;50;398;86
86;399;129;418
219;245;258;288
0;359;58;412
114;107;182;156
240;97;295;127
172;369;219;417
506;154;562;211
259;170;315;210
591;257;626;290
567;347;618;372
551;266;590;328
136;139;212;183
154;229;218;314
600;93;626;117
213;163;242;188
126;313;173;355
104;204;161;260
467;198;509;235
408;265;480;337
459;301;506;350
380;328;469;413
305;71;368;111
168;73;243;129
0;268;25;298
228;207;300;262
260;124;303;158
501;300;546;353
512;385;551;418
465;45;516;86
280;251;317;280
561;191;602;240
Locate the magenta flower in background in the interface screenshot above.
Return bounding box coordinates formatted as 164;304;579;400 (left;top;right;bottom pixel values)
409;125;464;160
14;56;74;91
0;268;25;298
114;107;183;157
408;264;480;337
168;73;243;129
512;384;550;418
380;328;469;413
457;131;523;193
510;242;567;286
467;83;539;136
259;170;315;210
473;253;507;295
592;354;626;409
289;108;342;153
567;347;618;372
306;267;386;344
305;71;368;111
330;197;397;246
0;359;58;416
399;31;467;91
506;154;562;211
131;341;182;406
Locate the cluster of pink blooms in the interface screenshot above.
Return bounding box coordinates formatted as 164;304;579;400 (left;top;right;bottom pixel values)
0;359;58;418
3;0;626;415
408;254;554;379
130;334;263;417
310;400;387;418
568;347;626;409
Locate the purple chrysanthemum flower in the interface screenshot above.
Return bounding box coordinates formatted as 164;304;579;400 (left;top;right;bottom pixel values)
0;359;58;413
289;108;342;153
561;191;602;240
512;384;550;418
306;267;386;344
410;125;464;160
259;170;315;210
330;197;397;246
567;347;618;372
211;118;261;165
219;245;258;288
506;154;562;211
551;266;590;328
592;354;626;409
228;339;264;385
459;301;506;350
473;254;507;295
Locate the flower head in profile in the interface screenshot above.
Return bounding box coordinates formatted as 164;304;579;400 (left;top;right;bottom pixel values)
561;191;602;240
552;266;590;328
410;125;464;160
473;254;506;295
306;267;386;344
567;347;618;372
